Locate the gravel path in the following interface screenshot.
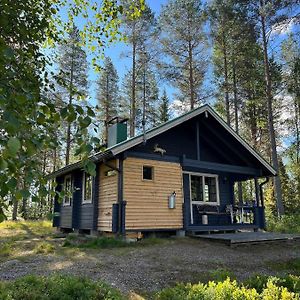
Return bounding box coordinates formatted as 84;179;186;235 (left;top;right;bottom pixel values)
1;237;300;294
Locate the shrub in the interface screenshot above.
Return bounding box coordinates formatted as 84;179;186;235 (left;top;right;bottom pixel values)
245;274;300;294
155;278;300;300
266;214;300;234
0;275;124;300
210;268;236;282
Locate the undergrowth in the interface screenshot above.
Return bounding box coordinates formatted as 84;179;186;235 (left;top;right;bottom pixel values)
156;276;300;300
0;274;124;300
266;214;300;234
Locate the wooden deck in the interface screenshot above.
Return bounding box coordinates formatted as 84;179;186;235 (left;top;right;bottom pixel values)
187;224;258;232
192;232;300;245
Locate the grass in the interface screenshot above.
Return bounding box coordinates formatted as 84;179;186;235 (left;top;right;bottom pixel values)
0;220;56;261
0;274;125;300
0;274;299;300
63;235;166;250
267;258;300;275
34;241;55;254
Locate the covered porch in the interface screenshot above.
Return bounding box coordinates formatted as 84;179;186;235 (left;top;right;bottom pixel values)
182;158;268;233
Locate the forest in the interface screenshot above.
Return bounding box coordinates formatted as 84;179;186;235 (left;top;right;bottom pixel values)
0;0;300;223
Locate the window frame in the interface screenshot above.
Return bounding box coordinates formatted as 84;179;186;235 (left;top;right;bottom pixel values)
63;175;73;206
82;172;93;204
189;172;220;206
142;165;154;181
187;172;220;225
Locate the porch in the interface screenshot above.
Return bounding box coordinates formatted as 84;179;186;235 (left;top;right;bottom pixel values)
182;159;267;233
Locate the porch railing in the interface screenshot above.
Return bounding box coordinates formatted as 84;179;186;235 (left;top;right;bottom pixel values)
186;203;265;230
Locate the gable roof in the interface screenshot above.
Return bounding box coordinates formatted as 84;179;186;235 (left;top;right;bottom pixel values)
49;104;276;177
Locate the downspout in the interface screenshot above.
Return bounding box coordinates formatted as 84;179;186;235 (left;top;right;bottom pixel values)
259;177;269;230
259;177;269;208
117;157;126;238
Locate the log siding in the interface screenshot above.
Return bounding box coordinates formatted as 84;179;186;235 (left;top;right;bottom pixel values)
97;161;118;231
123;157;184;230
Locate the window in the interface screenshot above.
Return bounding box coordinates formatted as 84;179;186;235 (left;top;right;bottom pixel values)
82;173;93;204
190;174;219;205
143;166;153;180
63;175;72;206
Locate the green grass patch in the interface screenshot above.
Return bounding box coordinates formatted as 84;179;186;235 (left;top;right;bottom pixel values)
63;236;129;249
267;258;300;274
0;242;13;258
63;235;166;250
0;220;54;241
209;268;236;282
0;274;125;300
34;241;55;254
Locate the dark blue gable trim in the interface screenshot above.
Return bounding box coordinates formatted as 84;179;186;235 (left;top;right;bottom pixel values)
125;151;180;163
182;158;262;176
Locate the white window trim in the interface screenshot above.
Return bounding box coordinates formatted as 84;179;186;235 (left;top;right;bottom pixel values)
63;175;72;206
82;172;93;204
186;172;220;224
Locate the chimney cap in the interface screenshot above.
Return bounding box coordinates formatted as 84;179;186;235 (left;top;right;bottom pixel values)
107;116;128;125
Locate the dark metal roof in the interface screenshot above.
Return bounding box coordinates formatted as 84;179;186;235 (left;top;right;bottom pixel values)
48;104;277;178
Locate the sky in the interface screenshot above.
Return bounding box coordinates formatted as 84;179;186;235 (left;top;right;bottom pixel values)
86;0;171;107
60;0;299;120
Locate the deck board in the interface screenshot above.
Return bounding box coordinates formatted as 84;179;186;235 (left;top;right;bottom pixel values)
193;232;300;245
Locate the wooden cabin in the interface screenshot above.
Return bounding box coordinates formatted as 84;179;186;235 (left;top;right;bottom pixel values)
51;105;276;236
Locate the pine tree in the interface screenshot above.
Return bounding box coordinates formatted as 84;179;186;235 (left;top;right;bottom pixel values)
135;49;159;132
251;0;300;216
56;26;88;166
159;89;170;123
158;0;208;110
96;56;119;142
121;1;157;137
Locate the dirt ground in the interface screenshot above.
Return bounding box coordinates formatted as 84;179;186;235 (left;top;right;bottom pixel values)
1;230;300;295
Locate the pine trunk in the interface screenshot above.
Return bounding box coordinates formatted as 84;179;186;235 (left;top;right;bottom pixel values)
232;59;243;205
130;38;137;137
260;0;284;216
105;72;109;142
65;44;75;166
188;40;195;110
222;29;230;126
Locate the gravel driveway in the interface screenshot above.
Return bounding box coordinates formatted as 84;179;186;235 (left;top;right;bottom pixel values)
1;237;300;294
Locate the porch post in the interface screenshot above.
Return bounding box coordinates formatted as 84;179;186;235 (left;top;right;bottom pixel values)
254;178;260;206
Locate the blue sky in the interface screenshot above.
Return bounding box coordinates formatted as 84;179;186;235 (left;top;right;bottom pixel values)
86;0;171;107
